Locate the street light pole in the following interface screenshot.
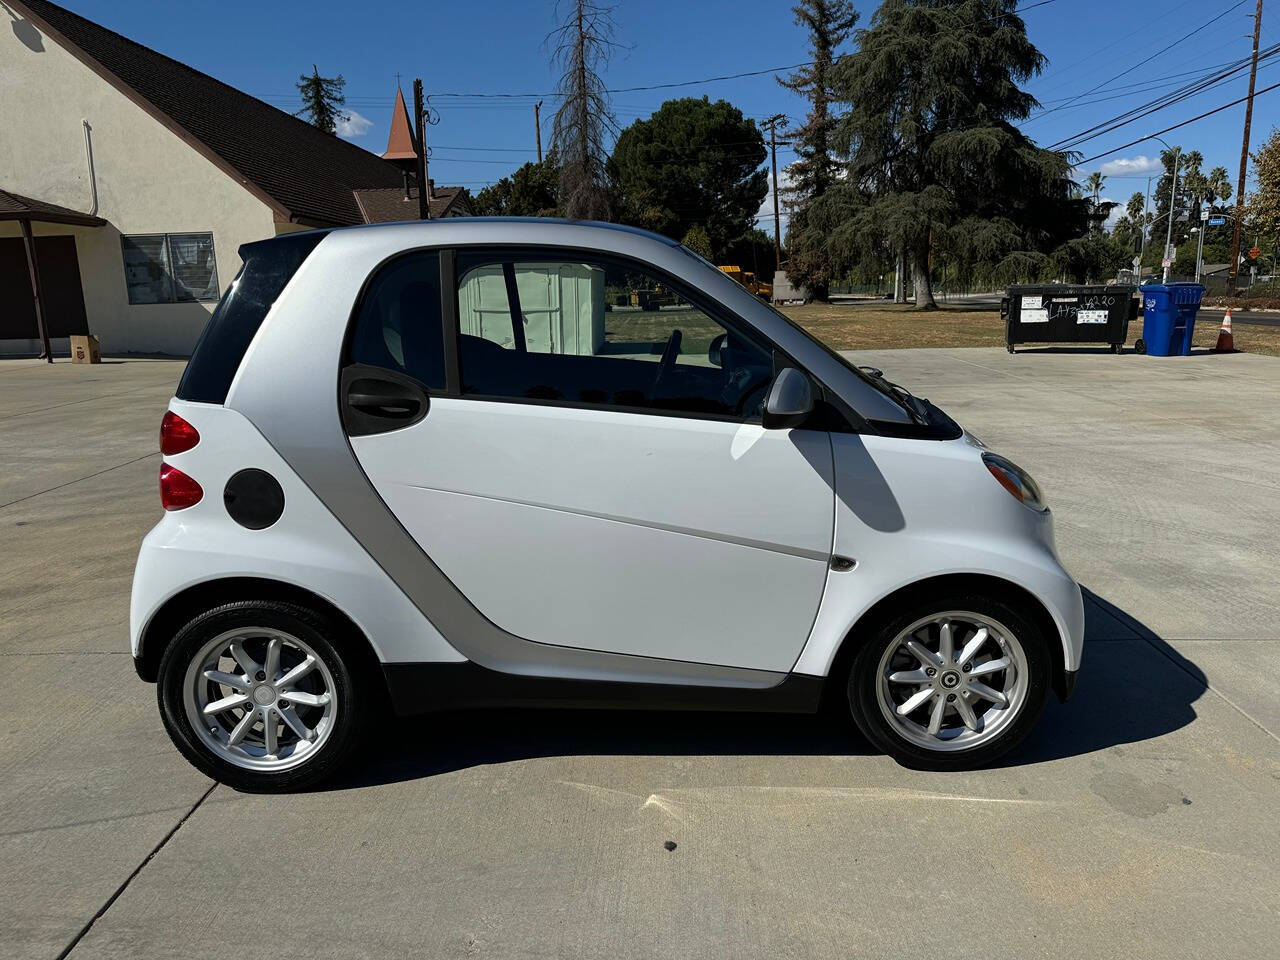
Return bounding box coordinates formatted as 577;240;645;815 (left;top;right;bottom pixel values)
1138;174;1153;270
1194;219;1206;283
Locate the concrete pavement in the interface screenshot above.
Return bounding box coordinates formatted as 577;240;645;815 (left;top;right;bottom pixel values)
1;351;1277;959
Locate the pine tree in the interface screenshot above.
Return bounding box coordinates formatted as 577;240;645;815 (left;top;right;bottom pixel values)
777;0;858;301
824;0;1070;308
295;65;347;135
550;0;618;220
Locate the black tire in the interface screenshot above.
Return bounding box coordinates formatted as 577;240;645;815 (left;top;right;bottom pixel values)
1006;344;1015;354
157;600;370;792
845;591;1051;771
1134;337;1146;355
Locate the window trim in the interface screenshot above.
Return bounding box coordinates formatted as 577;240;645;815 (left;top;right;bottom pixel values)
120;231;220;305
448;244;791;425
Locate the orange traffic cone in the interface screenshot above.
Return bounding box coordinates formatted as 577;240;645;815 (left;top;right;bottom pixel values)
1214;308;1234;353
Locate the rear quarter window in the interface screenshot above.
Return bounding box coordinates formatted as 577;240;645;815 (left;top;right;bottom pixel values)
176;230;328;403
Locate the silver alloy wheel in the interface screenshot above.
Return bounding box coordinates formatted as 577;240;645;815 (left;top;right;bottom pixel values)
874;611;1029;752
182;627;338;772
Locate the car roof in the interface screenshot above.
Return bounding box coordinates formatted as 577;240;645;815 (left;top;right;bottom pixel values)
322;216;685;248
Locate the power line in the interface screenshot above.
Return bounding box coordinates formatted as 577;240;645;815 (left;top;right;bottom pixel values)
1048;42;1280;150
258;2;1061;107
1074;76;1280;164
1033;0;1249;121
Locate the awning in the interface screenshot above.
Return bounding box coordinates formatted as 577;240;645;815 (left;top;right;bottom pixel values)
0;189;103;361
0;188;105;227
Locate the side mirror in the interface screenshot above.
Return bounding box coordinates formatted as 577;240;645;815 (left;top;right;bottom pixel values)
708;332;726;367
762;367;814;430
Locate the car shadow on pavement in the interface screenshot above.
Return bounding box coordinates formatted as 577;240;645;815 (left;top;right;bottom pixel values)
998;587;1207;767
329;587;1207;789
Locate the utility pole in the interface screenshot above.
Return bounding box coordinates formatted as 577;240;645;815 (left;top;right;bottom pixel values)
1229;0;1264;291
534;100;544;164
413;78;429;220
763;114;786;273
1163;146;1181;283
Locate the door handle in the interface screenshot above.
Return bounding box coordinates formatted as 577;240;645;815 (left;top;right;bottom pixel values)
341;366;430;436
348;389;421;418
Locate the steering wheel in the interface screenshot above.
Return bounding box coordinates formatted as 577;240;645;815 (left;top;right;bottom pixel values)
733;371;775;416
650;329;682;396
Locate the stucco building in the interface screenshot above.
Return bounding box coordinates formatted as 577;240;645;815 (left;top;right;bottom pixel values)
1;0;470;357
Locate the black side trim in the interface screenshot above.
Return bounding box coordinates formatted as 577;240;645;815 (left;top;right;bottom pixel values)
383;662;825;716
1056;668;1078;703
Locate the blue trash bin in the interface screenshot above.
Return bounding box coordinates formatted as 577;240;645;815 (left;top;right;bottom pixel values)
1138;283;1204;356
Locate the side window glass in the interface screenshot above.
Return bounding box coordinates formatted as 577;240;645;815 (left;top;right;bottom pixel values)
348;251;445;390
456;254;773;418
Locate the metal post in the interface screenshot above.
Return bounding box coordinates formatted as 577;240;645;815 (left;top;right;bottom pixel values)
1163;147;1181;283
412;79;429;220
1229;0;1264;291
1195;224;1205;283
1138;175;1153;268
19;219;53;363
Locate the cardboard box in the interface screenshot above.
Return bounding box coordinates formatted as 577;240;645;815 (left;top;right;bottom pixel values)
70;334;101;364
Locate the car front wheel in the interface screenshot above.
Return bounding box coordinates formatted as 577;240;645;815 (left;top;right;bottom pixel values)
157;600;366;791
846;593;1051;770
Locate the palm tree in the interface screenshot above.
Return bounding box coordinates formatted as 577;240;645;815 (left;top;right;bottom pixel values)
1206;165;1233;207
1084;171;1106;204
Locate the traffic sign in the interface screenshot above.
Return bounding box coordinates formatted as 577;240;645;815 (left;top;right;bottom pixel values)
1162;258;1172;269
1208;217;1226;227
1201;210;1210;221
1249;246;1262;260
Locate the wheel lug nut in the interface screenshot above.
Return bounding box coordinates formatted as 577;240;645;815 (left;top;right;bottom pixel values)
255;671;266;681
926;668;937;677
946;693;956;702
962;663;970;672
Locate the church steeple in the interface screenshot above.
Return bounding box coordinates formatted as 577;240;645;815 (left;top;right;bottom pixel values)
382;86;417;163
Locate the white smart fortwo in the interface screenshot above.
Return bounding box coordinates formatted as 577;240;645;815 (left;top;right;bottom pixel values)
132;219;1084;790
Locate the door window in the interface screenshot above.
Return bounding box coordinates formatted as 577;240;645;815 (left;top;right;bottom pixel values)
455;253;773;419
348;251;445;390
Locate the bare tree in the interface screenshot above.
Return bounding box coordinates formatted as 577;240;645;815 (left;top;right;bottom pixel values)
549;0;618;220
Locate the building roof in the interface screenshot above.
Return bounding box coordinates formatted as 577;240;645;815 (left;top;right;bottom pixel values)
353;185;472;223
0;188;106;226
382;88;418;162
14;0;407;227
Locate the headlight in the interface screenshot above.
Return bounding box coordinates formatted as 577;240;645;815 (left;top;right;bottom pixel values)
982;453;1047;512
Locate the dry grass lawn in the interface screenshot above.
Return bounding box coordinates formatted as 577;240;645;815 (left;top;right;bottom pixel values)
779;302;1280;357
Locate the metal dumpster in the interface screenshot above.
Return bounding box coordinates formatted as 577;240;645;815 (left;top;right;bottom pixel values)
1001;285;1138;353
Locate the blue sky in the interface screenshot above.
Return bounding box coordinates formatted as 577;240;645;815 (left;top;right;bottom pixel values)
44;0;1280;224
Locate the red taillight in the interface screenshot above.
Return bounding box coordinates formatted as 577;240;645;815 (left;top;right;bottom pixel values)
159;463;203;510
160;410;200;455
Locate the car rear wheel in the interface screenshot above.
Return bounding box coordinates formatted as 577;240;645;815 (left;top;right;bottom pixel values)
157;601;367;791
846;593;1051;770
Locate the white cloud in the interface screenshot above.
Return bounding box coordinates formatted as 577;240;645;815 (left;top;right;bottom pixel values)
1098;154;1161;177
336;110;374;139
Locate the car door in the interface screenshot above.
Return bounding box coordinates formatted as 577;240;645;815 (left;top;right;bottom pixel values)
344;247;835;673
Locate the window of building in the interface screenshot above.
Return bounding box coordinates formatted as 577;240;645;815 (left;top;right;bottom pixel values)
455;252;774;419
121;232;219;304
